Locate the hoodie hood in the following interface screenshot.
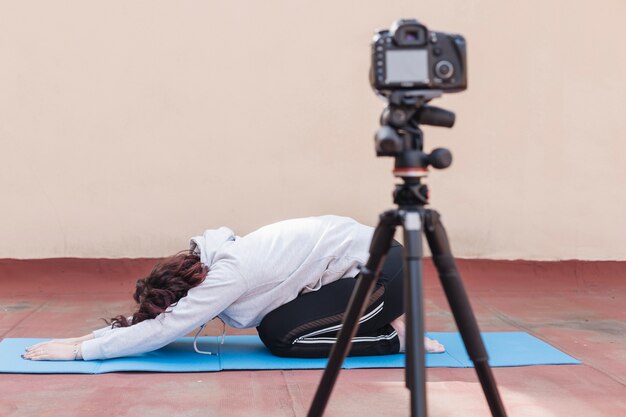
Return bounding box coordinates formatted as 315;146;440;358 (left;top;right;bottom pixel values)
190;227;236;266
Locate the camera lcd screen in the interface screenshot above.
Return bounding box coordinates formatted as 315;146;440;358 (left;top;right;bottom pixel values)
385;49;429;84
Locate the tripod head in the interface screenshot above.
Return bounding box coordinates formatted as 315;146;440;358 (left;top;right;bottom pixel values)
374;90;455;207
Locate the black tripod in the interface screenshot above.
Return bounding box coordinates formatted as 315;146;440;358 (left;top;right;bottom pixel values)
307;90;508;417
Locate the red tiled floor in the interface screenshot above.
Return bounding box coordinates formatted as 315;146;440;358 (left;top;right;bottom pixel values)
0;258;625;416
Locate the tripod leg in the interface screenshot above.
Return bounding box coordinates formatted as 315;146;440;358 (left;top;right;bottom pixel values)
402;209;427;417
307;210;400;417
423;209;507;417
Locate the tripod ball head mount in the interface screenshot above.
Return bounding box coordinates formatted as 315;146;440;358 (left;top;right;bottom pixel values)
374;90;454;179
388;147;452;175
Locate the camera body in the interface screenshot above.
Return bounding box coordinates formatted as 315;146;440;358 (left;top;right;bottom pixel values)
370;19;467;95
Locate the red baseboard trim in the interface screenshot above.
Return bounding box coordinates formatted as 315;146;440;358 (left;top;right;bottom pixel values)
1;258;624;296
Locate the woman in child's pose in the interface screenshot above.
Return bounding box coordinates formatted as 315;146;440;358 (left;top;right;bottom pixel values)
24;215;444;361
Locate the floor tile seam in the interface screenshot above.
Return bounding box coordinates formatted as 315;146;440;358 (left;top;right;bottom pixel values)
4;292;130;298
469;289;618;297
281;370;304;417
0;301;49;339
583;362;626;387
472;298;528;327
480;299;626;343
479;302;570;349
481;303;626;386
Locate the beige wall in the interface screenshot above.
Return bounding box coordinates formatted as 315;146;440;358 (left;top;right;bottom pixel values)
1;1;625;260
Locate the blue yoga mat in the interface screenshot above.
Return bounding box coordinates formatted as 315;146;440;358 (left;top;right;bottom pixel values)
0;332;580;374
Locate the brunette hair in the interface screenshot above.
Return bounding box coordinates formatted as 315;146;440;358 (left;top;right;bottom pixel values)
109;251;208;328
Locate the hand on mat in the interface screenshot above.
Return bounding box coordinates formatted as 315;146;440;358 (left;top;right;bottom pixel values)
23;341;80;361
27;336;82;350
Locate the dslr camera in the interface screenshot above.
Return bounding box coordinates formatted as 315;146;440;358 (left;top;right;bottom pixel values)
370;19;467;95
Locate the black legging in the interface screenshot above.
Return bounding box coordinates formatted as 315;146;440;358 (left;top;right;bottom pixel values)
257;242;404;358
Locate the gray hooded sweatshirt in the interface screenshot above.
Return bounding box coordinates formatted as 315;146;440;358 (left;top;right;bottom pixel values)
81;215;374;360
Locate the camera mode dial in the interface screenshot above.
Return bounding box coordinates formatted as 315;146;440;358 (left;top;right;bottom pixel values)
434;60;454;80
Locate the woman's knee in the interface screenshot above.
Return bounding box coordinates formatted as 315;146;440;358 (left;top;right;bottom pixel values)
257;312;292;356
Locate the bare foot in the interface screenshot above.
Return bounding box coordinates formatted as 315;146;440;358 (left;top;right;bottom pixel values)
390;314;446;353
424;336;445;353
390;315;406;352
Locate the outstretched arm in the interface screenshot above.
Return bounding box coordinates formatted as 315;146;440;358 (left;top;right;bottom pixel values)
24;262;246;361
23;316;132;360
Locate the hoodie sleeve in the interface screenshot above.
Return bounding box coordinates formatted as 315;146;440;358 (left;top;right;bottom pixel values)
80;262;247;360
92;326;115;338
91;316;134;338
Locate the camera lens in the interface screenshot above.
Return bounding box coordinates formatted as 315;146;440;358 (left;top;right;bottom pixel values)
435;60;454;80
